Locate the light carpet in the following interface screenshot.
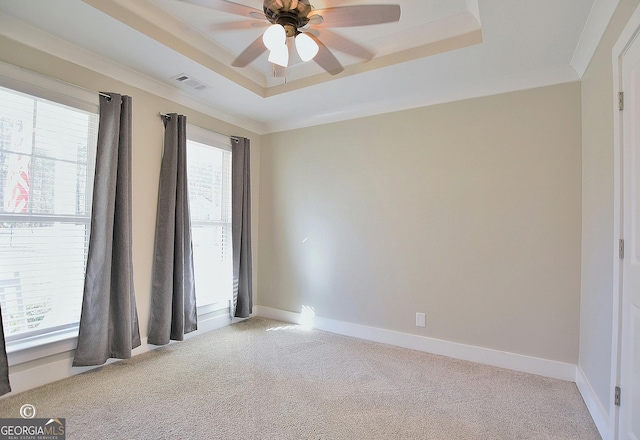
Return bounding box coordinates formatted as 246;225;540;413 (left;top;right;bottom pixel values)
0;318;600;439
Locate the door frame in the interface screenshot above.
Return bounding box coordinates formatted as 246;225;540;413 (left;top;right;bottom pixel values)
612;5;640;439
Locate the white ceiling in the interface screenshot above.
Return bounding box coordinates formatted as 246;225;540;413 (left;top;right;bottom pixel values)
146;0;481;87
0;0;616;134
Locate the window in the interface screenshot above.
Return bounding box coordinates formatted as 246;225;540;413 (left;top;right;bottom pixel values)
186;126;232;310
0;82;98;345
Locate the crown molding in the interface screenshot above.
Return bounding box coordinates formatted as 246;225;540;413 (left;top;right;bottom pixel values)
264;65;581;133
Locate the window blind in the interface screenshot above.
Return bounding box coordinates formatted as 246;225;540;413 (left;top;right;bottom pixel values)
186;137;232;307
0;85;98;342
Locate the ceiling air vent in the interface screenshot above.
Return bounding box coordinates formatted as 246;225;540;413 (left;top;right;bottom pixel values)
171;73;210;92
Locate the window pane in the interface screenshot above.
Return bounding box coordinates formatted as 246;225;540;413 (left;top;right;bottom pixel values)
0;85;98;341
187;138;232;307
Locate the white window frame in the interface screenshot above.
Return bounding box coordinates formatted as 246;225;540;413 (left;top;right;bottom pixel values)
186;124;233;316
0;61;99;365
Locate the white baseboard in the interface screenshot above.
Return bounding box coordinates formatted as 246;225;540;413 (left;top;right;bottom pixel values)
187;311;232;338
575;366;610;439
254;306;577;382
6;306;607;438
3;312;232;399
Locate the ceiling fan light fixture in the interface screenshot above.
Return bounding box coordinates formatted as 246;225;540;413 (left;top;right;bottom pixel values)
263;24;286;50
295;32;319;62
268;44;289;67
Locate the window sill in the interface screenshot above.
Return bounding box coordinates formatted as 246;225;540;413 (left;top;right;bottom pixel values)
6;327;79;367
5;302;230;367
197;300;231;316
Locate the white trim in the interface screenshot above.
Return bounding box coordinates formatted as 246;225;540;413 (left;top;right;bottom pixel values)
0;11;265;135
576;366;611;439
197;300;231;316
571;0;620;77
7;354;90;398
0;67;99;369
0;60;98;110
4;342;153;399
187;123;232;150
610;54;623;440
609;5;640;439
2;311;232;399
254;306;577;382
189;308;232;337
6;328;78;366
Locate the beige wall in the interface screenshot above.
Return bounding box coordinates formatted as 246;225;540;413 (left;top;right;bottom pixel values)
259;83;582;363
579;0;640;418
0;36;260;376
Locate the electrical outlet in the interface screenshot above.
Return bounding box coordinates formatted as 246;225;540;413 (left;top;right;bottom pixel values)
416;312;426;328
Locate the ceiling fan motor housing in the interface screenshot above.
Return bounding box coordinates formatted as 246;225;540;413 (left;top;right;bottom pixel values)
263;0;312;37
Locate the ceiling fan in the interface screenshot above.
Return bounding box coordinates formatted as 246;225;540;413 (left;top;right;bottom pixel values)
178;0;401;75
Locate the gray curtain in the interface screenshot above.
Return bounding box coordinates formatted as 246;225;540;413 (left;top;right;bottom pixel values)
73;93;141;367
231;137;253;318
147;114;197;345
0;306;10;396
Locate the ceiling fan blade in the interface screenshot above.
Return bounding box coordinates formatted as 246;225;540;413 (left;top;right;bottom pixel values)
249;11;268;20
306;14;324;26
232;35;268;67
177;0;263;19
308;34;344;75
312;5;401;28
312;29;374;61
209;20;268;32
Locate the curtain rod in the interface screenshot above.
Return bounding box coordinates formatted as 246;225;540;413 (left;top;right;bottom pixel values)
51;79;236;142
159;113;240;142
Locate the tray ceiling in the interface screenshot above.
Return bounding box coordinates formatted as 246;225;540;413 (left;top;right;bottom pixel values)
0;0;606;133
83;0;483;95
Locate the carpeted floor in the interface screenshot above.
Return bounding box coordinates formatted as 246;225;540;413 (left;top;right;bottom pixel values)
0;318;600;439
